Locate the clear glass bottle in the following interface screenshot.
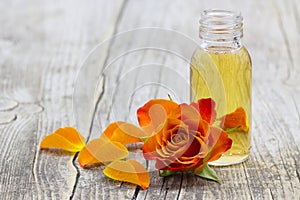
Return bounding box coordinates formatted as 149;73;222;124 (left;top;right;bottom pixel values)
191;10;252;166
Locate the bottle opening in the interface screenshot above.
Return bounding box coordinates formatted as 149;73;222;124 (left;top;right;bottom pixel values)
199;10;243;52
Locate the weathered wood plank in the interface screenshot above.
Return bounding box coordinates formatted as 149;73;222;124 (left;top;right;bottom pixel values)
0;0;125;199
0;0;300;199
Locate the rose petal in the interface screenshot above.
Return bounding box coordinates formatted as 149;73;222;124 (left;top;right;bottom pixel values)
220;107;248;131
103;159;150;189
128;159;150;189
191;98;216;124
101;121;125;139
78;138;129;168
100;122;147;145
182;138;201;157
77;138;105;168
184;118;209;137
206;127;232;162
142;118;184;160
169;103;201;123
40;127;86;152
137;99;178;134
142;135;159;160
156;158;190;171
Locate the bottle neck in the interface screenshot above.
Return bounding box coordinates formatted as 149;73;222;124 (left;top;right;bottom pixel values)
199;10;243;53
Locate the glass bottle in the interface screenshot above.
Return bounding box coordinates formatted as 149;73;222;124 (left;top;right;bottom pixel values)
190;10;252;166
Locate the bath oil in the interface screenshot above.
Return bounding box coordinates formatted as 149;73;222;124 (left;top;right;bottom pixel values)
191;10;252;166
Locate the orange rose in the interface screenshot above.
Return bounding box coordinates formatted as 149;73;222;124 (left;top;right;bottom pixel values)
138;99;232;173
137;98;217;134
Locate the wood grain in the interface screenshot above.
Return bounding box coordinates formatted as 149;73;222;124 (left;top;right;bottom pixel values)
0;0;299;199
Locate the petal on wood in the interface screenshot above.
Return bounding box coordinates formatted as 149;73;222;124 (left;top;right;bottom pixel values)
40;127;86;152
128;159;150;189
220;107;248;131
101;122;147;145
78;138;129;168
103;159;150;189
77;138;106;168
101;121;125;140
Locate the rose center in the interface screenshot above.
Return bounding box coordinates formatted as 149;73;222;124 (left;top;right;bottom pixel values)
171;131;187;144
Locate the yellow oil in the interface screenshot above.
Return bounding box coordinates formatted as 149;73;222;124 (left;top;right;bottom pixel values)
191;46;251;166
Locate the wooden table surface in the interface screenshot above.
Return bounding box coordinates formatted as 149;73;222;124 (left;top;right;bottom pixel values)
1;0;300;199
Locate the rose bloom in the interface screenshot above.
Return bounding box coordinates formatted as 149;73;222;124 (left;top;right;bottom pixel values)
138;98;232;173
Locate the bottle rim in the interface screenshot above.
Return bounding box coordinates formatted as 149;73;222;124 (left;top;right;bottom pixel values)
198;9;244;52
199;9;243;29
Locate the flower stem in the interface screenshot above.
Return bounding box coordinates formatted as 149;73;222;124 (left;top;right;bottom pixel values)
167;94;174;102
225;126;241;133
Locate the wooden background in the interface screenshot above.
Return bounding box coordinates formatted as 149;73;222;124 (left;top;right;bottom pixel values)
0;0;299;199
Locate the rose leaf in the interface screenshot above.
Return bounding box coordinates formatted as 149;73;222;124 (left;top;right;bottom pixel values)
195;165;220;183
140;137;148;142
159;170;177;177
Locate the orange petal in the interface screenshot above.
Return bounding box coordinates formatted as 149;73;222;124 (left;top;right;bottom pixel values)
190;98;216;124
184;118;209;138
77;138;106;168
101;121;125;140
128;159;150;189
206;127;232;162
220;107;248;131
169;103;201;122
142;134;159;160
100;122;147;145
103;159;150;189
137;99;178;134
40;127;86;152
142;118;182;160
78;138;129;168
193;127;232;174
